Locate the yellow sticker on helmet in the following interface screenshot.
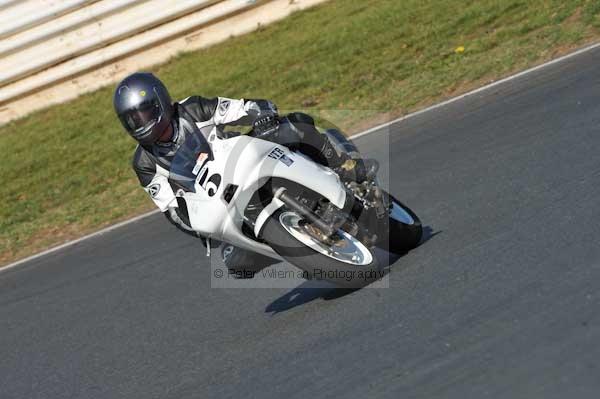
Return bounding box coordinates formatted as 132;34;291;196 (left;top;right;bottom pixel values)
140;90;146;97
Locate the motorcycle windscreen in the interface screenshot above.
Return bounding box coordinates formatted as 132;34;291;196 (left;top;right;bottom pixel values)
169;131;213;193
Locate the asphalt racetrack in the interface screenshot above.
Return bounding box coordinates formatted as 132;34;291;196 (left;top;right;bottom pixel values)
2;47;600;398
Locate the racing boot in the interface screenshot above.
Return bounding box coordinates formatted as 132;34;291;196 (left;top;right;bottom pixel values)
336;156;380;183
221;244;279;279
287;113;379;183
314;129;379;183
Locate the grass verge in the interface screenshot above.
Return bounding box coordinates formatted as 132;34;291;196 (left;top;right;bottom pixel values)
2;0;600;265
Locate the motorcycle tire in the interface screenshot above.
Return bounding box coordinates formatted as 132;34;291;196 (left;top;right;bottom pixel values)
259;209;384;288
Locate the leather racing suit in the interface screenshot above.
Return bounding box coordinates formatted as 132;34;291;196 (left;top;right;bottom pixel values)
132;95;346;272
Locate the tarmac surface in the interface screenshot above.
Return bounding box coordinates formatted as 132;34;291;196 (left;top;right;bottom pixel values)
2;46;600;398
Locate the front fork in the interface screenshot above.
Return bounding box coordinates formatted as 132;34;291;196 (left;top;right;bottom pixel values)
273;180;389;247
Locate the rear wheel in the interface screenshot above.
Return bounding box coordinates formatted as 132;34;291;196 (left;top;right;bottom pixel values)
260;209;384;288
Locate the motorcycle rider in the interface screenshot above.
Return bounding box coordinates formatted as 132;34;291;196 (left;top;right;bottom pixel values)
113;72;376;273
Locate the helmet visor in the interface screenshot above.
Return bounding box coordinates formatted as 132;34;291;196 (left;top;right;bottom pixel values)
118;99;162;135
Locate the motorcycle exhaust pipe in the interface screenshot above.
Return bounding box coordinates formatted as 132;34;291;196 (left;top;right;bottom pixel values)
274;188;336;237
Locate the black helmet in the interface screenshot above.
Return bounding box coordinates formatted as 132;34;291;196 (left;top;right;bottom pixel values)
113;72;174;145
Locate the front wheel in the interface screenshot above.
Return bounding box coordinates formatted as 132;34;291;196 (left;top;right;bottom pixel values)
260;209;384;288
378;193;422;254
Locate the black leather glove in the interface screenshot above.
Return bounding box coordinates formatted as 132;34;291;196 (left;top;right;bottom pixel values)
252;113;279;137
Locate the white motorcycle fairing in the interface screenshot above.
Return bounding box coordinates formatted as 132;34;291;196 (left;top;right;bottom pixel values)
179;134;346;258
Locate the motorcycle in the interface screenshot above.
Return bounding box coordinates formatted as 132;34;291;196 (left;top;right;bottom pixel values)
169;115;422;288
